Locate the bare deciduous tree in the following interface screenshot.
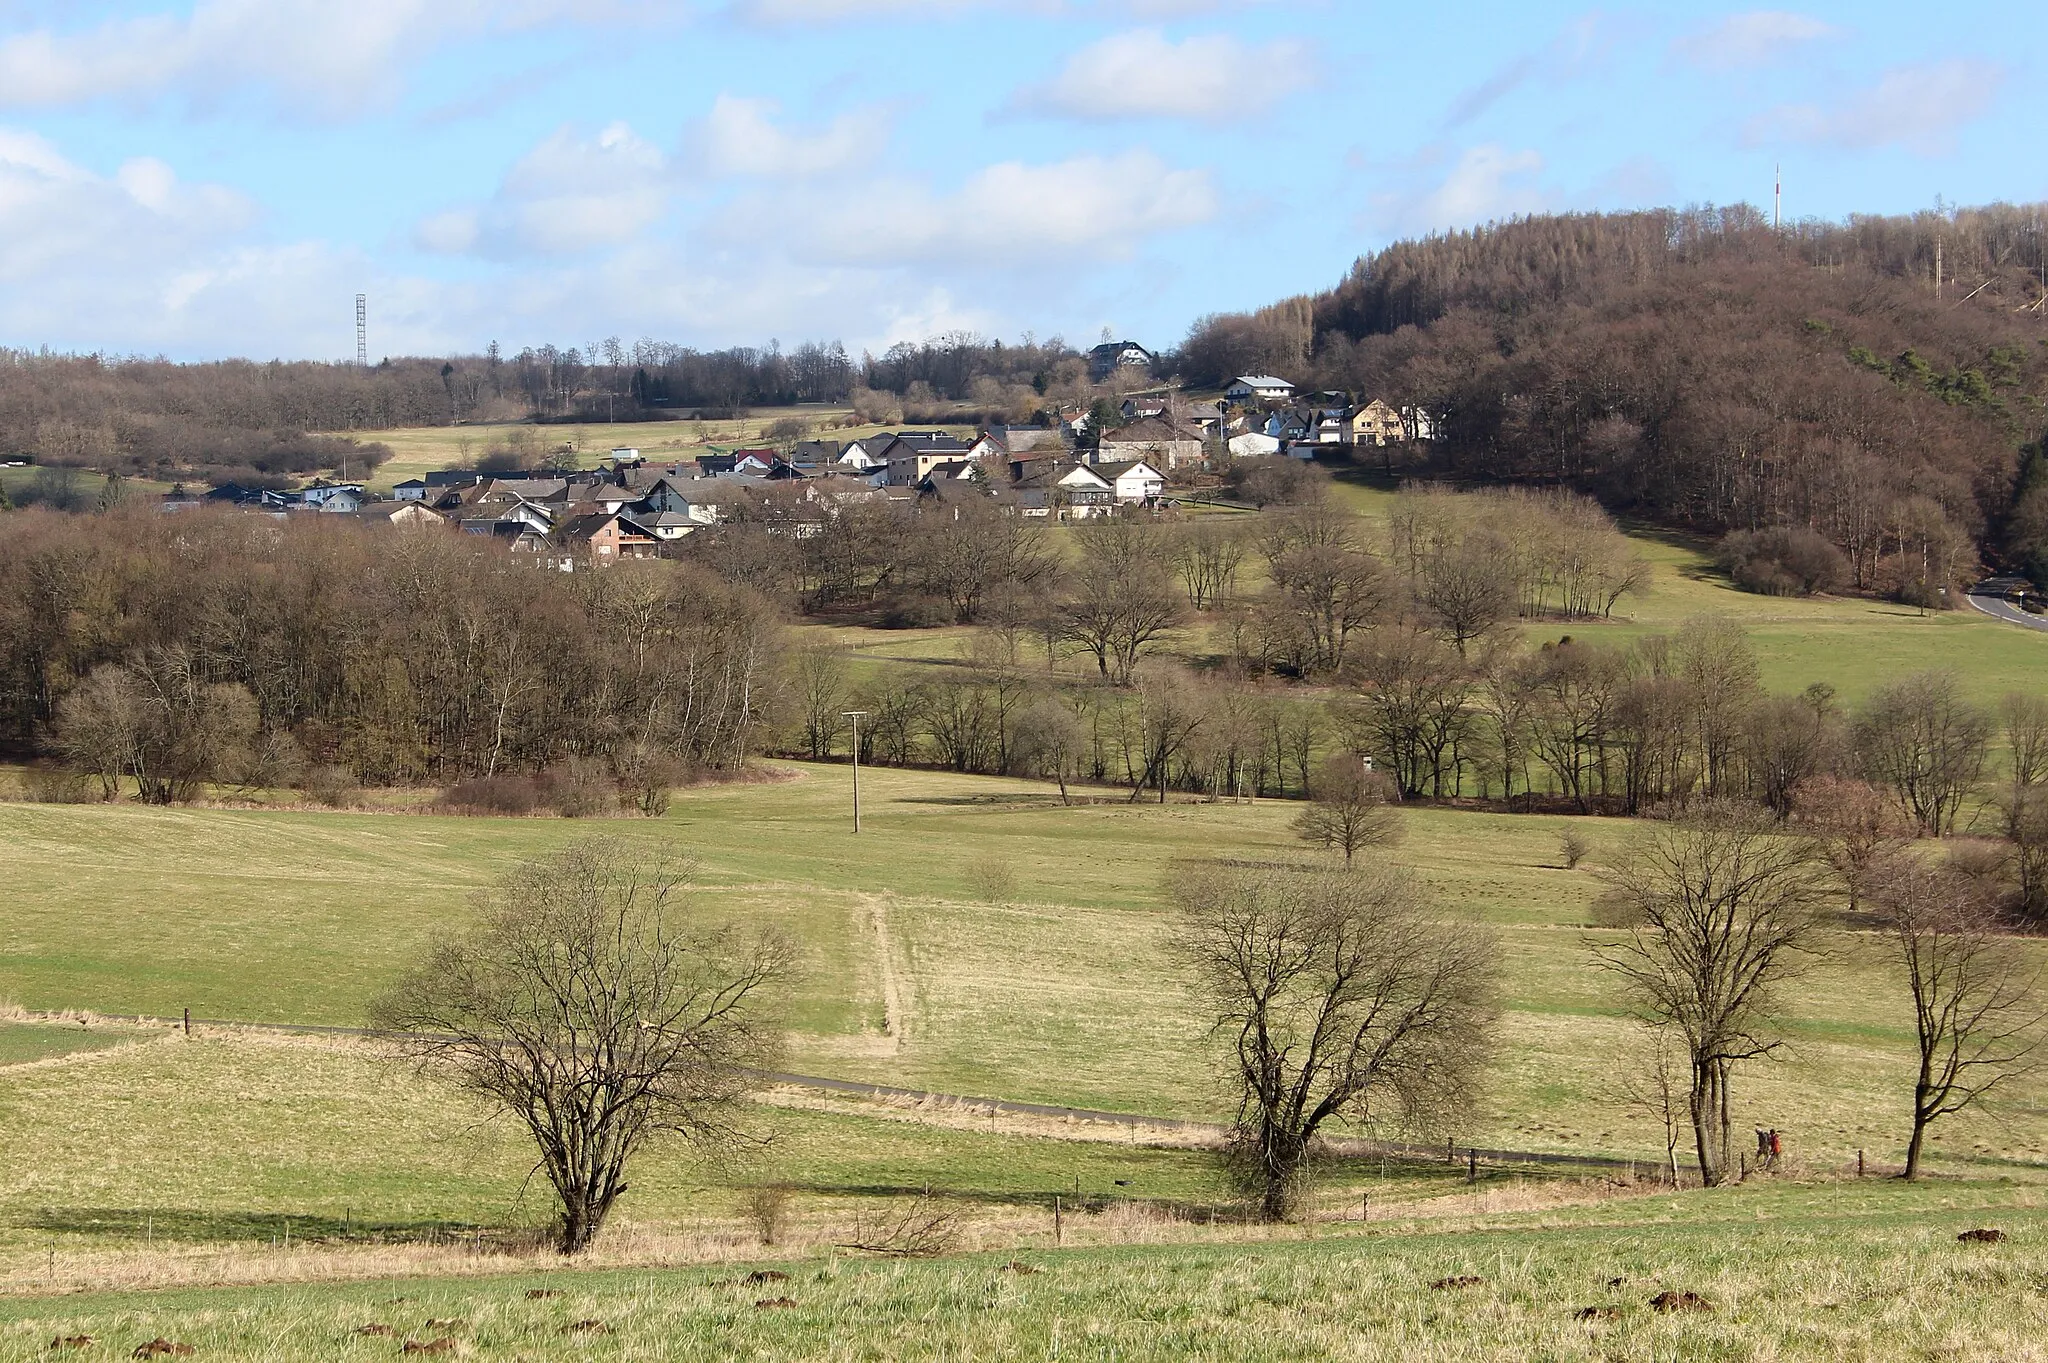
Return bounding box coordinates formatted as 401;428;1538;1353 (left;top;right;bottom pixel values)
1870;856;2044;1179
1292;756;1404;866
1171;519;1249;612
792;644;849;759
1615;1023;1687;1186
55;650;257;804
372;838;791;1254
1175;861;1498;1220
1597;804;1828;1186
1792;775;1908;915
1059;521;1186;685
1853;670;1991;835
1998;693;2048;923
1010;693;1085;804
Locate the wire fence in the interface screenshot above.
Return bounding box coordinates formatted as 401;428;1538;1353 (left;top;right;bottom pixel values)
63;1009;1670;1182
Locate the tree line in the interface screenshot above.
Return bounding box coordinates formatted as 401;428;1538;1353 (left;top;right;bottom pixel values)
0;508;779;800
0;330;1134;486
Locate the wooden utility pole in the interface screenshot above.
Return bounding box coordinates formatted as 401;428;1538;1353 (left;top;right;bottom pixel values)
842;711;868;833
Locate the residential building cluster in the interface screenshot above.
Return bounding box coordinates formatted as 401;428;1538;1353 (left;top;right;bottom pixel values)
167;368;1432;568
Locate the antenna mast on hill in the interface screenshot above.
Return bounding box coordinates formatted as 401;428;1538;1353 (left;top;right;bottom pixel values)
355;294;368;368
1773;164;1781;231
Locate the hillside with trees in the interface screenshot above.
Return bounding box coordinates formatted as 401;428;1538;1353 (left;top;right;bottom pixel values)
1181;203;2048;589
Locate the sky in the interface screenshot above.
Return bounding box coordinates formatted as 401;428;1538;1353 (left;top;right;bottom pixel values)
0;0;2039;363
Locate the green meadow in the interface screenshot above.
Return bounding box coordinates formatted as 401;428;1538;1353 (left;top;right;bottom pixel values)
2;457;2046;1352
0;1176;2043;1361
4;759;2045;1172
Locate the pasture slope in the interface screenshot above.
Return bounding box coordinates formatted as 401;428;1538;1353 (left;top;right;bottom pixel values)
5;764;2046;1170
0;1182;2044;1361
2;473;2047;1359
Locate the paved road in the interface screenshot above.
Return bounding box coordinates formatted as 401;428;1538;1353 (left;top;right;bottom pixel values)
1966;594;2048;633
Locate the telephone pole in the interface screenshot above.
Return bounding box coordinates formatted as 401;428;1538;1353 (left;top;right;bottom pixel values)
843;711;868;833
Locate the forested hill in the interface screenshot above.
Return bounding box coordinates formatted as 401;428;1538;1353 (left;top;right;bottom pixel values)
1182;204;2048;583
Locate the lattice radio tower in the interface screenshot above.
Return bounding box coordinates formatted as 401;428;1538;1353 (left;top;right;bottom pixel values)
355;294;368;367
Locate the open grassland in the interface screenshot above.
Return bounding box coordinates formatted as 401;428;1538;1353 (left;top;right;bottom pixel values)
0;1028;1266;1278
794;469;2048;706
5;762;2046;1172
1326;475;2048;704
352;410;977;492
0;1179;2045;1361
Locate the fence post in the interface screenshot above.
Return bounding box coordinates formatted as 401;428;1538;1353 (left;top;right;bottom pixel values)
182;1007;191;1037
1857;1149;1865;1178
1054;1195;1062;1247
1361;1192;1368;1224
1467;1148;1477;1183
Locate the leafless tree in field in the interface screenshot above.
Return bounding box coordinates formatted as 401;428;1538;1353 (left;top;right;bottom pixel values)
1292;756;1404;866
1174;861;1498;1221
1171;519;1249;612
1059;521;1186;685
1010;693;1085;804
792;644;849;759
1792;775;1908;915
1596;804;1827;1186
1853;670;1991;835
1615;1023;1687;1186
372;838;791;1254
1869;855;2044;1179
1998;693;2048;923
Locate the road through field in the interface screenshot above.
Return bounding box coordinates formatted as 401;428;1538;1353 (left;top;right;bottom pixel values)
1967;593;2048;632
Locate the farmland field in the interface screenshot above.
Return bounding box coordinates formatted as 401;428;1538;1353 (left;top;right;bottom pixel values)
0;1169;2043;1361
4;759;2045;1173
5;448;2048;1352
352;410;978;492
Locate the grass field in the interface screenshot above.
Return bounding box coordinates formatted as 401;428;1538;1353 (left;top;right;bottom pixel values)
5;761;2045;1175
4;446;2047;1349
1325;476;2048;705
0;1177;2043;1360
352;410;978;492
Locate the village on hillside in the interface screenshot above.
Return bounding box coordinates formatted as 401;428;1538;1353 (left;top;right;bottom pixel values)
174;347;1436;568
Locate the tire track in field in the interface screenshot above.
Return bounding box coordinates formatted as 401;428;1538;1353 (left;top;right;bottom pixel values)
862;892;906;1055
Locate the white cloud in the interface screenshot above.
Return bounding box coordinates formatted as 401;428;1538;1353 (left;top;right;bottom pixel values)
689;94;889;178
0;127;392;357
0;0;679;116
0;129;256;283
1672;11;1836;71
1009;27;1307;123
1371;144;1547;233
765;149;1217;265
417;122;670;259
1746;58;2003;156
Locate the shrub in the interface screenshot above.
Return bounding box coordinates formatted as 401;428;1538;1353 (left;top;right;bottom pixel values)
543;757;615;818
1716;527;1848;596
20;765;96;804
763;417;809;441
878;593;955;629
967;858;1017;906
303;764;359;808
440;773;544;815
1559;828;1591;870
741;1185;793;1246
